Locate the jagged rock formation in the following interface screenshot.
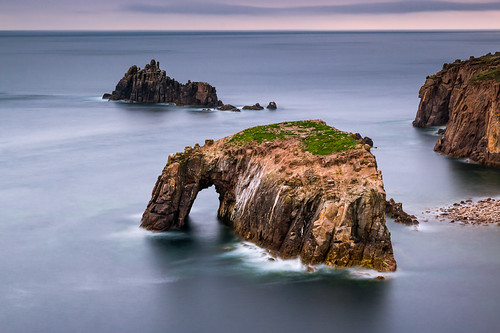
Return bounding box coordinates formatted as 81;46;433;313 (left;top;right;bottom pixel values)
106;59;223;107
413;52;500;166
385;198;418;225
352;133;374;147
141;120;396;272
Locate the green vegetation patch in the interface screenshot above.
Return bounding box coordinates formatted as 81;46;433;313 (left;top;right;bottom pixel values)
228;120;359;155
470;67;500;83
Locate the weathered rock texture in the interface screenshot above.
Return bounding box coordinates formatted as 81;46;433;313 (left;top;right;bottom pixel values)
108;59;223;107
385;198;418;225
413;52;500;166
141;120;396;272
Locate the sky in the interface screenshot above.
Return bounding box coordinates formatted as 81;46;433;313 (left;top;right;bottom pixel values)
1;0;500;30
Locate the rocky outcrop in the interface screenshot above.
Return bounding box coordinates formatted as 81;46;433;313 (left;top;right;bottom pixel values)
352;133;374;147
106;59;223;107
242;103;264;110
413;53;500;166
141;120;396;272
385;198;418;225
217;104;240;112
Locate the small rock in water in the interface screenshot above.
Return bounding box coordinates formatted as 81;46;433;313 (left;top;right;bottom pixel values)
242;103;264;110
266;101;277;109
217;104;241;112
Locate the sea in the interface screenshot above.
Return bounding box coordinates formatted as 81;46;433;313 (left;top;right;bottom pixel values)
0;31;499;333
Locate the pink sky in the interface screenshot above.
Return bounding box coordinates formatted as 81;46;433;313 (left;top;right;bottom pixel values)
1;0;499;30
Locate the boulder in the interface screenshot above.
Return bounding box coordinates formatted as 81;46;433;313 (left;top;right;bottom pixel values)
351;133;374;147
267;101;277;109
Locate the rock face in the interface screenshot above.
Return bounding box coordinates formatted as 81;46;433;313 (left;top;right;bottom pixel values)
107;59;223;107
413;53;500;166
141;120;396;272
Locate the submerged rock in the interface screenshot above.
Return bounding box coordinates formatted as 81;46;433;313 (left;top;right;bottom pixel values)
106;59;223;107
141;120;396;272
413;52;500;166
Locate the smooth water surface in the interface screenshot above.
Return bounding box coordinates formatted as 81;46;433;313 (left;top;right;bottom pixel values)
0;31;499;333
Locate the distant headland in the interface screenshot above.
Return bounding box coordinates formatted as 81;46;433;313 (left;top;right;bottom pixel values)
413;52;499;167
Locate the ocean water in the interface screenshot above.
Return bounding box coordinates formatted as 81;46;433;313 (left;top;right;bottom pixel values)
0;31;499;333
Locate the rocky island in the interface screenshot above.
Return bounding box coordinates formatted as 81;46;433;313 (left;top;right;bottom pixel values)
413;52;500;166
104;59;223;107
141;120;396;272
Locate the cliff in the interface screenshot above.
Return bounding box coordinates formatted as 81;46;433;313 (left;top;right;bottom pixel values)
141;120;396;272
413;53;500;166
107;59;222;107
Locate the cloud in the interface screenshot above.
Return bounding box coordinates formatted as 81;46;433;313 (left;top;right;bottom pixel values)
126;1;500;16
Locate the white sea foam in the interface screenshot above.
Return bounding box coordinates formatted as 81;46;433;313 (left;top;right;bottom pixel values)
222;241;306;273
221;241;398;279
107;225;149;239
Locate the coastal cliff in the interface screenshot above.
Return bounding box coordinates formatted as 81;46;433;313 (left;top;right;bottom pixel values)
107;59;222;107
141;120;396;272
413;53;500;166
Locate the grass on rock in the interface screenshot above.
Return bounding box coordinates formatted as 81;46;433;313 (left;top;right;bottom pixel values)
470;67;500;83
229;120;359;155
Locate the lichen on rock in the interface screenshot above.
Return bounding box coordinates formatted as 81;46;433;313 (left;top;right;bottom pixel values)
141;120;396;272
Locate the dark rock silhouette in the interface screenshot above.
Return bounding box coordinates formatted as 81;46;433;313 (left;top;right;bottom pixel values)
217;104;240;112
242;103;264;110
352;133;374;147
267;101;277;109
105;59;223;107
385;198;418;225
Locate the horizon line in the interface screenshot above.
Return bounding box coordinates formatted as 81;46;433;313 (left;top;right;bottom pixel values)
1;28;500;33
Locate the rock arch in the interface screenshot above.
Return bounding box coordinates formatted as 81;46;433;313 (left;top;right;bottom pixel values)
141;122;396;272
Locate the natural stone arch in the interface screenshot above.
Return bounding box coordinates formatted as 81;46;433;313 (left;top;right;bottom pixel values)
141;121;396;272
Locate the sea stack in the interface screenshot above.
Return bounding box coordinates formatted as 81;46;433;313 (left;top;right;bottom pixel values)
141;120;396;272
106;59;223;107
413;52;500;166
